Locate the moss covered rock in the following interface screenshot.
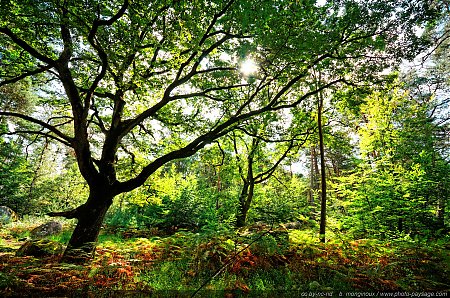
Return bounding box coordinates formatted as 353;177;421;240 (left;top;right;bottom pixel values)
16;239;64;257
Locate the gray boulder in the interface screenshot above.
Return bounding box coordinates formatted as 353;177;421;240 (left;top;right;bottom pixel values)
30;221;63;238
0;206;18;224
247;221;268;231
280;221;303;230
16;239;64;257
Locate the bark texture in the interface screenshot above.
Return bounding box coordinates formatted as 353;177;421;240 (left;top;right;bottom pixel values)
59;188;113;263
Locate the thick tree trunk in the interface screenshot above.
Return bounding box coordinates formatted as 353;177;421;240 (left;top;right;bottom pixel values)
61;189;113;264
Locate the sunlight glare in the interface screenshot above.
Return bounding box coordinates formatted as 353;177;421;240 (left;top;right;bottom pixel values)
315;0;326;7
240;59;258;76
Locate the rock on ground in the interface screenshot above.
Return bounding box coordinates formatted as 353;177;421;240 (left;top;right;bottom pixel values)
0;206;18;224
30;221;63;238
16;239;64;257
280;221;303;230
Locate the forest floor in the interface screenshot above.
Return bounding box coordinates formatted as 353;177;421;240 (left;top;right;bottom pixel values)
0;221;449;297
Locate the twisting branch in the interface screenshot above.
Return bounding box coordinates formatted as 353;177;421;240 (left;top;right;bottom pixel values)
84;0;130;116
421;27;450;63
120;38;237;139
272;174;289;190
94;0;129;27
237;126;312;143
116;1;249;143
48;205;84;219
173;0;235;83
254;133;309;184
0;111;73;145
169;83;247;100
89;102;107;134
213;140;226;168
172;34;231;88
116;66;344;194
273;78;343;110
200;0;235;46
235;74;272;116
1;130;72;147
58;1;73;63
0;28;56;66
267;53;332;109
0;65;53;87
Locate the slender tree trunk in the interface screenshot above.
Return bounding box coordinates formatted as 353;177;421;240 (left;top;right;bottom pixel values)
437;183;445;228
308;146;314;205
308;145;319;219
318;94;327;243
236;142;256;228
397;217;403;233
61;187;113;263
216;166;221;209
236;181;254;227
313;146;320;190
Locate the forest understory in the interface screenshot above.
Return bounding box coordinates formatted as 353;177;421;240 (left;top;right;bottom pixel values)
1;218;449;296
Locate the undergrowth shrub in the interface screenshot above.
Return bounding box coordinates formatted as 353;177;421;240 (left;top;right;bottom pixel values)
247;268;298;291
192;234;235;273
139;260;191;291
250;234;280;256
105;183;229;233
249;176;310;225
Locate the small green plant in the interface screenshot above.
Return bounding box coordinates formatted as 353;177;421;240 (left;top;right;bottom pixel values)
250;234;280;256
247;268;298;291
0;272;20;290
49;230;72;244
139;260;191;290
289;229;320;246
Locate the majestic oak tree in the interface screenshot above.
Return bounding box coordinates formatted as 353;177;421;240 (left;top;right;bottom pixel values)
0;0;436;262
